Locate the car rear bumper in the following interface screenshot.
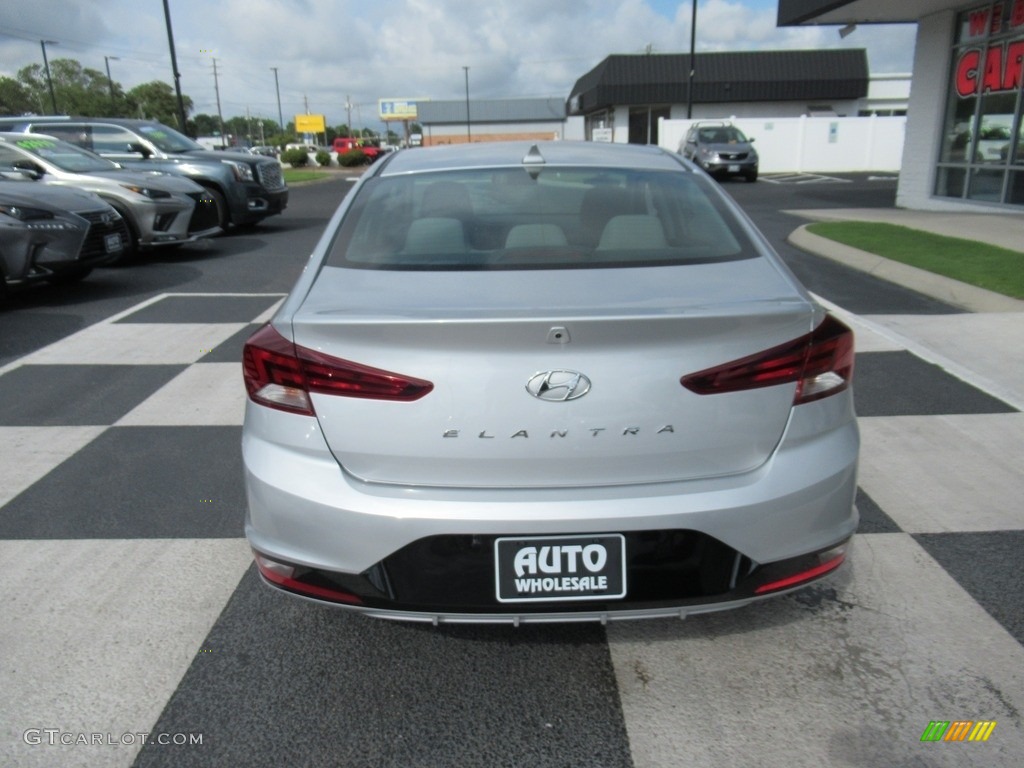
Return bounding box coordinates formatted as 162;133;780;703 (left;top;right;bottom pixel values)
243;394;859;620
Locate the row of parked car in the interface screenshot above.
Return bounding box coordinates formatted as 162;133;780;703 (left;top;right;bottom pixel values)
0;116;289;294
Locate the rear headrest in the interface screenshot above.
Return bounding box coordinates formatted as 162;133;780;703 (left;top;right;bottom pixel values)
402;217;466;253
597;215;668;250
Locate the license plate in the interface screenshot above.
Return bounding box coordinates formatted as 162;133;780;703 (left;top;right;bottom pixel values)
728;164;740;173
104;233;123;253
495;534;626;603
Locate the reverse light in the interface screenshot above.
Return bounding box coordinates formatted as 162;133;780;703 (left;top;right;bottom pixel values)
754;543;849;595
242;323;434;415
681;314;854;405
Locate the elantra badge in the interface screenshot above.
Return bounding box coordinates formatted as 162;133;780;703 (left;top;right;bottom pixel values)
526;370;591;402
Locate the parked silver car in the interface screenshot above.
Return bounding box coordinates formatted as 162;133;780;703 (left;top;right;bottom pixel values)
0;179;128;290
679;121;759;182
0;133;220;255
242;141;857;624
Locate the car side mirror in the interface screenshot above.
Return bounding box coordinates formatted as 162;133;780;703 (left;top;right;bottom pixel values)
127;142;152;158
749;137;756;143
11;159;43;180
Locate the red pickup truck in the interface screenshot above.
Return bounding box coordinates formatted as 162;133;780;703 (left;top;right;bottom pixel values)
332;137;381;164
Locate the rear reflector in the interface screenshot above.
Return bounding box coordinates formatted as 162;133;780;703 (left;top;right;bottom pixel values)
242;323;433;415
253;552;364;605
680;314;854;405
754;543;848;595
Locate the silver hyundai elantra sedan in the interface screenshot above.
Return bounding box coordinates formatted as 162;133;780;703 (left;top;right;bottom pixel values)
242;141;858;624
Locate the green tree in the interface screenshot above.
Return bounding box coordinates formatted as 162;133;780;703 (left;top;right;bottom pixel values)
0;76;37;115
16;59;118;116
127;81;192;128
189;113;220;136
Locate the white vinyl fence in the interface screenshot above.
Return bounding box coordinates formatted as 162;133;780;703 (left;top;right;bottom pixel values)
658;115;907;174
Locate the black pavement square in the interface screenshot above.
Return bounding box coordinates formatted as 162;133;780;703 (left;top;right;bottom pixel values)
0;426;245;539
115;295;280;324
853;351;1018;417
855;487;901;534
199;323;262;363
133;568;633;768
0;364;186;426
914;531;1024;647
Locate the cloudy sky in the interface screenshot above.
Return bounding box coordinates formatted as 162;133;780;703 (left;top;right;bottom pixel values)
0;0;917;129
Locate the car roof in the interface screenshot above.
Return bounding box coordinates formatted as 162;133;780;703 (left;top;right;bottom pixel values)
0;131;71;144
0;115;162;129
378;141;687;176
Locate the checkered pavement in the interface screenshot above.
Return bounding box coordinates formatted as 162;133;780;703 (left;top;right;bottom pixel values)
1;292;1022;768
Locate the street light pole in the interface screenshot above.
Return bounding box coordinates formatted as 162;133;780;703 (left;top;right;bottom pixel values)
463;66;471;143
161;0;189;133
40;40;58;114
271;67;284;132
687;0;697;119
104;55;119;112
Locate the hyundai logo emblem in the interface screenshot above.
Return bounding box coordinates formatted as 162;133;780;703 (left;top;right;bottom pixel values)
526;370;591;402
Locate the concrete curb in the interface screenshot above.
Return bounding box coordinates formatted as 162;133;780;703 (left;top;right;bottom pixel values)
788;225;1024;314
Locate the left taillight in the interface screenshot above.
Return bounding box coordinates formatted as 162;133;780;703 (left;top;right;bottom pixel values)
680;314;854;405
242;323;433;416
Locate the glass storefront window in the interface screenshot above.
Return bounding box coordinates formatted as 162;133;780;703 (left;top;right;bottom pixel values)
937;1;1024;206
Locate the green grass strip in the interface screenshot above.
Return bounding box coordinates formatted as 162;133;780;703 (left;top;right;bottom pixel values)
806;221;1024;299
282;168;333;184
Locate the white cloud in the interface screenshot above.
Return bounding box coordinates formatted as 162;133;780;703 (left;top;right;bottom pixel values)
0;0;917;128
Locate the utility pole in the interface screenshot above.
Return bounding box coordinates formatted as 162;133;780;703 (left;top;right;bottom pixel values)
271;67;284;133
212;58;225;141
345;95;352;136
40;40;58;114
104;55;119;112
162;0;189;133
463;66;471;142
687;0;698;119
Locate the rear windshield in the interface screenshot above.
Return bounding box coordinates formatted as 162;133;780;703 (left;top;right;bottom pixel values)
325;166;757;271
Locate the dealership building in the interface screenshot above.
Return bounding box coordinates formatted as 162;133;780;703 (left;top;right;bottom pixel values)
779;0;1024;211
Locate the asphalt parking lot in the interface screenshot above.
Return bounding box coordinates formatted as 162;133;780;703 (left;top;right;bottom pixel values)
1;172;1022;767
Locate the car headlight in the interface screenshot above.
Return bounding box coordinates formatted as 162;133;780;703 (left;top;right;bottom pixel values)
0;203;54;221
222;159;255;182
0;204;79;230
120;184;172;199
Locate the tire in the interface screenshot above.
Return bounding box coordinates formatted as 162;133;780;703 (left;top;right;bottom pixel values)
45;266;92;284
744;170;758;183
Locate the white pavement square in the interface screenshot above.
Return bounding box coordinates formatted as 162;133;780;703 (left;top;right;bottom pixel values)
608;533;1024;768
0;427;106;508
0;538;253;768
16;323;248;367
116;363;246;427
857;414;1024;534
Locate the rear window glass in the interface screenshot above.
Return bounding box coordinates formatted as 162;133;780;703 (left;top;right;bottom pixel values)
325;167;757;271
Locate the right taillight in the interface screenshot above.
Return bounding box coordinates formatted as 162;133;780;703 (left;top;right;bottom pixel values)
680;314;854;405
242;323;434;416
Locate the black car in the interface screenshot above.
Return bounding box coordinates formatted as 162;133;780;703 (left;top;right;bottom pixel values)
0;117;288;229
